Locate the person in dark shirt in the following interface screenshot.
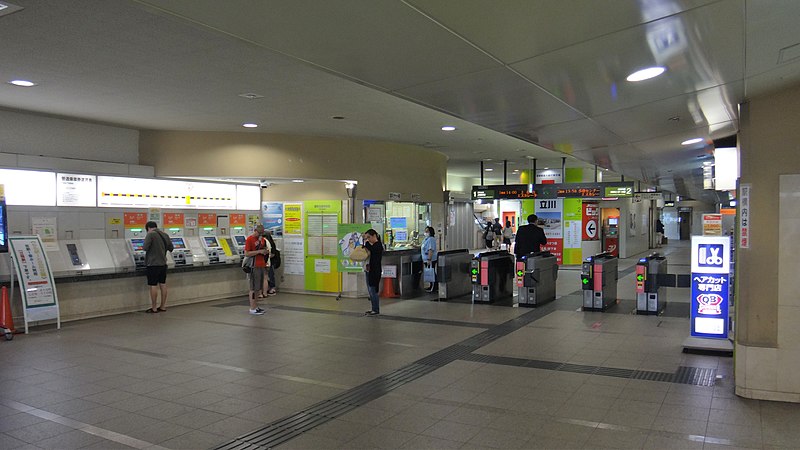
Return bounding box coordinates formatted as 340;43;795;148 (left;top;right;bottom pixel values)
513;214;548;258
363;229;383;316
143;221;174;313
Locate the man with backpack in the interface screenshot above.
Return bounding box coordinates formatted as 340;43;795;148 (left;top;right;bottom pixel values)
483;220;496;249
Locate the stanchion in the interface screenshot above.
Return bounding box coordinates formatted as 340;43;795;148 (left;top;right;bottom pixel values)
379;277;398;298
1;286;17;336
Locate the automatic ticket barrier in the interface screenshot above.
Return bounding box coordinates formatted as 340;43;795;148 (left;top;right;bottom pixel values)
436;249;472;300
636;254;667;315
471;250;515;303
516;251;558;307
581;253;618;311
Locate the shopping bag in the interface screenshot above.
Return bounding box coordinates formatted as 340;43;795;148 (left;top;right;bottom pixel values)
349;245;370;262
423;266;435;283
241;256;254;274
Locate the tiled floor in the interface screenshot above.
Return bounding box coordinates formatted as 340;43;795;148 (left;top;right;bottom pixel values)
2;241;799;449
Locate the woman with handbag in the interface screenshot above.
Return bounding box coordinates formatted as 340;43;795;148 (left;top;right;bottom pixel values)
421;226;438;293
362;229;383;316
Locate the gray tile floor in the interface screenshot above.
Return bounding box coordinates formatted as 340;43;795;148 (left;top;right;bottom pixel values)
2;241;799;449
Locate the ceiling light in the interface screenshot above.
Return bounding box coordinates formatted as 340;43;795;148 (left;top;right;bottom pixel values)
626;66;665;82
242;123;258;128
332;116;345;120
485;168;493;172
681;138;703;145
441;126;456;131
292;179;304;183
9;79;36;87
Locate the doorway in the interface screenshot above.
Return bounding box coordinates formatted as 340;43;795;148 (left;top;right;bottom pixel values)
678;209;692;240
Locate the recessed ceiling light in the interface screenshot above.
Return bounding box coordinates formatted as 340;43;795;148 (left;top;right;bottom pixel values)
242;123;258;128
543;167;549;170
9;79;36;87
513;169;519;172
626;66;665;82
292;179;304;183
681;138;703;145
485;168;493;172
441;126;456;131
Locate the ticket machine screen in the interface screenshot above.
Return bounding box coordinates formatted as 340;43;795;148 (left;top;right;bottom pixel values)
234;235;246;246
608;217;618;226
171;237;186;249
131;239;145;251
203;236;220;247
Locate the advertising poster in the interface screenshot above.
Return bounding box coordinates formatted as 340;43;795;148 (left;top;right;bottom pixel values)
9;236;60;330
56;173;96;207
31;217;58;251
562;199;582;265
284;203;303;235
282;237;305;275
582;202;600;240
338;223;371;272
304;201;341;292
536;199;563;264
690;236;731;339
261;202;284;236
703;213;722;236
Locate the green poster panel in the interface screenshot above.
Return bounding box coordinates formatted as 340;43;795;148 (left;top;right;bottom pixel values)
338;223;371;272
565;167;584;183
521;199;535;220
304;200;342;292
562;198;583;265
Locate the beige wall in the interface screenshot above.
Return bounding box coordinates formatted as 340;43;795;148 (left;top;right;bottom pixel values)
139;131;447;202
736;82;800;402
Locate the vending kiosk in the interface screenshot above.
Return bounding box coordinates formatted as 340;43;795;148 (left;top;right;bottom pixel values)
169;236;194;266
128;237;146;270
231;234;247;257
603;216;620;257
200;235;223;264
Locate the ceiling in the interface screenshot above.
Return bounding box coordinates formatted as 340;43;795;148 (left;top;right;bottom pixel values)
1;0;799;201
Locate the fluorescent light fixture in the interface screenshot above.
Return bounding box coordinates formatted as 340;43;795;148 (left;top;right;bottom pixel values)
626;66;665;82
485;168;493;171
681;137;703;145
242;123;258;128
292;179;304;183
714;147;739;191
441;125;456;131
9;79;36;87
729;200;737;207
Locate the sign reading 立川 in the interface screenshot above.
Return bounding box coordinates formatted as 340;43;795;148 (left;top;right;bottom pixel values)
690;236;730;339
8;236;61;333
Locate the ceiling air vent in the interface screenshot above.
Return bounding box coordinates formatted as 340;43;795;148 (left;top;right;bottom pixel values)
238;93;264;100
778;43;800;64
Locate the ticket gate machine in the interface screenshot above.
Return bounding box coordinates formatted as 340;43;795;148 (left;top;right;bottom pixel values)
200;235;224;264
471;250;515;303
636;254;667;315
581;253;618;311
516;251;558;306
436;249;472;300
169;237;194;266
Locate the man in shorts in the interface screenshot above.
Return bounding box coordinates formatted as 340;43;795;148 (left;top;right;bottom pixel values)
143;221;174;313
244;224;270;315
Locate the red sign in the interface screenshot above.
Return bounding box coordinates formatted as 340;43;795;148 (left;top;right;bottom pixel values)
582;202;600;241
604;237;619;257
229;213;246;227
123;212;147;228
163;213;184;226
198;213;217;227
541;239;563;265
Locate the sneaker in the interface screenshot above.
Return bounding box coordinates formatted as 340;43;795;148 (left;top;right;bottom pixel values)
250;308;265;315
267;289;277;296
365;310;379;316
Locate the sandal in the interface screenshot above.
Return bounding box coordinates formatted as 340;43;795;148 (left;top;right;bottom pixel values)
157;308;167;312
145;308;157;313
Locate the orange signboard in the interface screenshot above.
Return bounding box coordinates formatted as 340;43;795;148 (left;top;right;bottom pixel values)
229;213;246;227
123;212;147;228
198;213;217;227
163;213;185;226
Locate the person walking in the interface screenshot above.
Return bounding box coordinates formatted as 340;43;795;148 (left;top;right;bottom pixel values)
483;220;496;249
514;214;548;259
656;219;665;247
363;229;383;316
143;221;173;313
244;224;270;315
492;218;503;248
421;226;438;293
502;220;513;247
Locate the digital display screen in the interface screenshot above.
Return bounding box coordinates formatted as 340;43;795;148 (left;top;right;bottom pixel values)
234;235;246;246
130;239;145;252
394;230;408;241
608;217;619;226
0;201;7;253
171;237;186;249
203;236;219;247
389;217;407;229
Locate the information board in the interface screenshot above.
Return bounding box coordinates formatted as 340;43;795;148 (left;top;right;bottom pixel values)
690;236;731;339
8;236;60;333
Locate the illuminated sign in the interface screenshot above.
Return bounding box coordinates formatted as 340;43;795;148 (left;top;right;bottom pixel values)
604;186;634;197
690;236;731;339
471;182;634;200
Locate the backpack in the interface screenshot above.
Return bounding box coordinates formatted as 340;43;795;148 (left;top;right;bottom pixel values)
485;229;496;240
270;249;281;269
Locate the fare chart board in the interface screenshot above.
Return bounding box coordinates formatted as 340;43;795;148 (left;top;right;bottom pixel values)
8;236;61;333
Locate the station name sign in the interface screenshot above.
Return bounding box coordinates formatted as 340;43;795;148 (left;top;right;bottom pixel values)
472;182;634;200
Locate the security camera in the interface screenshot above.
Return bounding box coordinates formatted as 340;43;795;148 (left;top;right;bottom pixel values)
259;180;270;189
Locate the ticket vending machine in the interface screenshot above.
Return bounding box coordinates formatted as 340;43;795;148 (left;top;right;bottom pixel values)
125;227;148;270
231;234;247;257
169;237;194;266
636;254;668;315
200;235;223;264
517;251;558;306
184;236;209;266
603;216;620;257
581;253;618;311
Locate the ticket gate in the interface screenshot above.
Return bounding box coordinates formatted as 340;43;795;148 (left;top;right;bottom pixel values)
636;254;667;315
471;250;515;303
516;251;558;306
581;253;618;311
436;249;472;300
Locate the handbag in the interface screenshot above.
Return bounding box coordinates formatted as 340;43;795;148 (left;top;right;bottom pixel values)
349;245;370;262
423;266;435;283
241;255;254;274
270;249;281;269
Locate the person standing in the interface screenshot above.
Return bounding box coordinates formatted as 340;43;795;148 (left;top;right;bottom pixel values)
502;220;513;247
261;229;278;297
514;214;548;259
492;218;503;248
244;224;270;315
143;221;173;313
421;226;438;293
363;229;383;316
656;219;665;248
483;220;495;249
